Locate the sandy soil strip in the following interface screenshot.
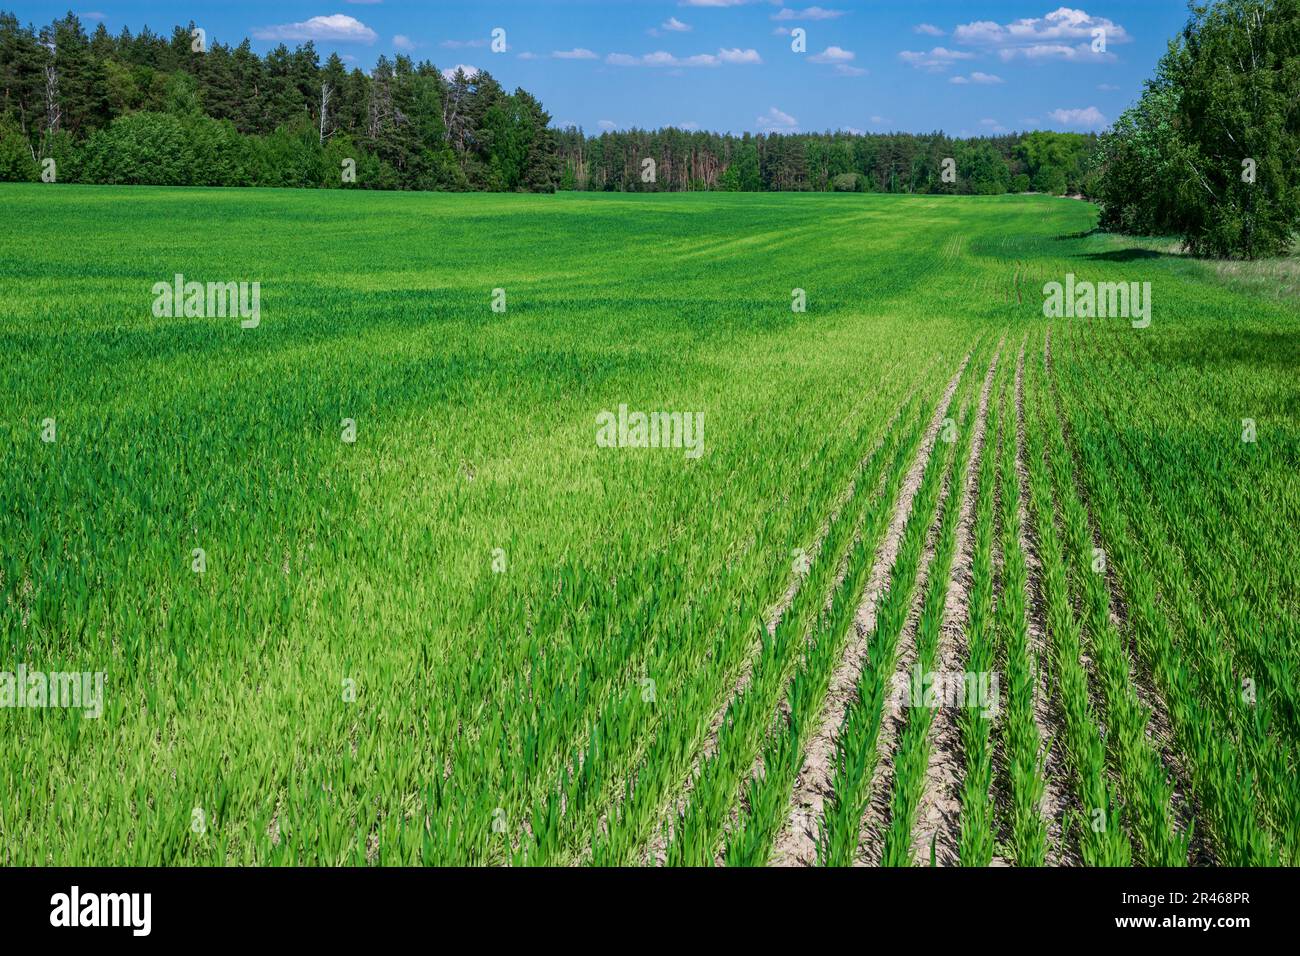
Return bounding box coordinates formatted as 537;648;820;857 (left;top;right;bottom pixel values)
855;386;970;866
910;343;1001;865
643;366;939;863
982;375;1016;868
1042;326;1201;863
720;411;907;863
770;354;972;867
1014;337;1074;865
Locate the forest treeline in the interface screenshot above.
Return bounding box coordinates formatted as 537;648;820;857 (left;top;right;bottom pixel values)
554;127;1096;195
0;12;560;190
0;12;1093;196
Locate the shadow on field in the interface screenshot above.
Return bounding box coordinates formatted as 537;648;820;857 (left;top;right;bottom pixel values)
1139;329;1300;374
1077;248;1171;262
1054;227;1102;240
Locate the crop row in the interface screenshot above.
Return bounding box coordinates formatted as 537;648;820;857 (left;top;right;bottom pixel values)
815;348;987;865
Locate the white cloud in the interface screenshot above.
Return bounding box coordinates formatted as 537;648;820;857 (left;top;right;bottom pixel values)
997;43;1094;61
719;47;762;64
681;0;755;6
914;23;944;36
841;126;865;135
808;45;854;63
79;11;107;21
1048;105;1108;128
606;47;760;67
679;121;701;130
898;46;975;70
970;71;1004;83
980;117;1009;133
253;14;377;43
598;119;617;130
950;75;969;84
954;7;1130;61
757;106;799;129
772;6;845;20
553;48;598;59
662;17;692;31
517;51;538;60
441;64;480;81
441;39;486;49
392;34;415;52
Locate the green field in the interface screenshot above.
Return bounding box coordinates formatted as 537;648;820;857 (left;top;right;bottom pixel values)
1;184;1296;866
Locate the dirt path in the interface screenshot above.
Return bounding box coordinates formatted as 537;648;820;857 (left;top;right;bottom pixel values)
911;343;1001;865
856;373;971;866
770;354;972;867
1014;337;1073;864
644;365;938;864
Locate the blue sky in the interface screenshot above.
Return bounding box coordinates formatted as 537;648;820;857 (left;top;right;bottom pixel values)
13;1;1191;135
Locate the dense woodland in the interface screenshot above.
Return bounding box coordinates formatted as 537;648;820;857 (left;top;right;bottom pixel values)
554;127;1096;195
1093;0;1299;257
0;12;1093;196
0;12;560;190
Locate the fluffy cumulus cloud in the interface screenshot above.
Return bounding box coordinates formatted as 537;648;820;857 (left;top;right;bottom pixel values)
441;64;480;81
606;47;761;67
954;7;1130;61
252;14;376;43
808;45;854;63
392;34;415;52
898;46;975;70
772;6;845;20
553;48;598;59
1048;105;1108;128
718;47;762;64
757;106;798;130
914;23;944;36
662;17;692;32
805;46;863;75
952;71;1004;84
